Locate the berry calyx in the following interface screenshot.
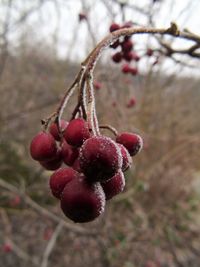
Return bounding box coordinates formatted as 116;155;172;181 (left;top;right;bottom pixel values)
49;167;77;199
79;136;122;182
64;118;90;147
60;174;105;223
101;170;125;200
116;132;143;156
30;132;57;161
61;141;79;166
49;120;68;141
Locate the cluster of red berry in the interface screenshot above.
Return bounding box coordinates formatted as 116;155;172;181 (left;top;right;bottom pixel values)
109;22;155;74
30;118;143;223
109;22;139;75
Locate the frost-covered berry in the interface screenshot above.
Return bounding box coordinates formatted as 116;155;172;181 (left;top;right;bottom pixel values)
101;170;125;200
30;132;57;161
49;120;68;141
118;144;132;171
79;136;122;182
116;132;143;156
49;167;77;199
64;118;90;147
60;174;105;223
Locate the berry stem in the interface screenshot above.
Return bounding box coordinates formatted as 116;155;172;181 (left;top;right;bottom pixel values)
99;124;118;136
48;23;200;131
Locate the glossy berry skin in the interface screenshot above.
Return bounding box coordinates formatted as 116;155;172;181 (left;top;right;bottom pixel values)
109;23;120;32
61;141;79;166
49;167;77;199
116;132;143;156
40;150;62;170
118;144;132;171
30;132;57;161
60;174;105;223
64;118;90;147
79;136;122;182
112;52;122;63
49;120;68;141
101;170;125;200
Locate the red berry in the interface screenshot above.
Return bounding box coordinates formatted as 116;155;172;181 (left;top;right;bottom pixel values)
112;52;122;63
130;67;138;76
60;174;105;223
10;195;21;207
2;243;12;253
79;136;122;182
123;51;133;62
109;23;120;32
147;48;153;56
116;132;143;156
110;40;120;49
49;120;68;141
30;132;57;161
131;52;140;61
64;118;90;147
118;144;132;171
94;81;102;90
121;40;133;52
122;64;131;74
61;141;79;166
43;227;53;241
72;158;82;172
78;13;87;22
127;97;136;108
101;170;125;200
40;150;62;170
112;101;117;107
49;167;77;199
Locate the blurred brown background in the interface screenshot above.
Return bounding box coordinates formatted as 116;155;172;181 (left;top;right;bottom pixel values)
0;1;200;267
